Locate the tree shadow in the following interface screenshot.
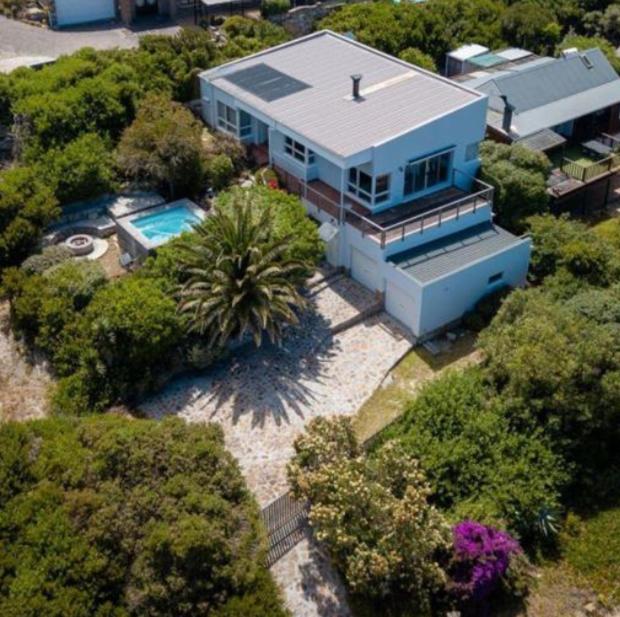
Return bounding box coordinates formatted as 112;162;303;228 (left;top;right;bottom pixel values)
296;528;352;617
203;308;337;428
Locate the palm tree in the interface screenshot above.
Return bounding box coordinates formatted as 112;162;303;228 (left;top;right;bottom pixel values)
177;192;309;348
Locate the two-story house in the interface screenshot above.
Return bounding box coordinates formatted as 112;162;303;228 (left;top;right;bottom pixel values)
199;31;531;338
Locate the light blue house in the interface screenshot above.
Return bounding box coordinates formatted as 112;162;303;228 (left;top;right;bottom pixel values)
199;31;531;338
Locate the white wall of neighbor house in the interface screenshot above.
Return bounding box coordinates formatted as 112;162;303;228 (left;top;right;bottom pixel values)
416;239;532;336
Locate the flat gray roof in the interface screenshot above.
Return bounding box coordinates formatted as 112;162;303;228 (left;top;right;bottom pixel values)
389;222;523;283
202;31;483;159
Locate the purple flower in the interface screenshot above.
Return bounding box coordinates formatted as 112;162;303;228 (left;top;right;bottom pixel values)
449;520;521;603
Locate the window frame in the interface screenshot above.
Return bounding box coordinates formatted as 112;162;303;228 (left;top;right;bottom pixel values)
284;135;315;166
217;101;238;135
488;272;504;285
403;148;453;197
348;168;391;206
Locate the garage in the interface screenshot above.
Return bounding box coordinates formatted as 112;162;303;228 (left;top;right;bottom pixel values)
385;280;416;332
55;0;116;27
351;248;381;292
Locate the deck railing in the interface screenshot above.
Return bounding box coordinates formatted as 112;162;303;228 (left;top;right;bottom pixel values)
561;152;620;183
276;165;494;249
345;178;494;248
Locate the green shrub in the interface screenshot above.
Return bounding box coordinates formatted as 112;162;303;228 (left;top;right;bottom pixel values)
21;244;72;275
53;276;184;412
261;0;290;17
398;47;438;72
462;286;510;332
381;369;568;543
479;142;550;232
288;417;450;609
35;133;116;205
207;153;235;191
0;416;288;616
216;185;324;267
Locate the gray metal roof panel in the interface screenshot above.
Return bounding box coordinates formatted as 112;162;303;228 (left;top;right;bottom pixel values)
204;31;483;158
479;49;618;113
487;80;620;138
389;222;523;283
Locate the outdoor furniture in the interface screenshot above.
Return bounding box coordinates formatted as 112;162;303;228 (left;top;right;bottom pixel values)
582;139;613;158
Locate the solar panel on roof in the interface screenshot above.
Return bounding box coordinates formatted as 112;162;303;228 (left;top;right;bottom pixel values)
222;63;310;102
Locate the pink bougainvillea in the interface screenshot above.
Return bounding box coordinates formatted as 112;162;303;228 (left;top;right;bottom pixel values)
449;520;521;603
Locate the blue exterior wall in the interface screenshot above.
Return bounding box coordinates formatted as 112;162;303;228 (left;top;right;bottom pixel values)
417;238;531;335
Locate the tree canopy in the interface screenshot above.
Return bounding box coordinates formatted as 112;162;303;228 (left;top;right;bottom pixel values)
0;415;288;617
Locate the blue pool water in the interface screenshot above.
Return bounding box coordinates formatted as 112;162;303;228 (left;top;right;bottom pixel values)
132;205;201;243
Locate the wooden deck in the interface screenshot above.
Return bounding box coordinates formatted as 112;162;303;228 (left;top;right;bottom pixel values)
275;166;492;247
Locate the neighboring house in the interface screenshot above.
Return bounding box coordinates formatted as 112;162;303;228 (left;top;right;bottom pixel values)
51;0;177;28
199;31;531;339
449;44;620;207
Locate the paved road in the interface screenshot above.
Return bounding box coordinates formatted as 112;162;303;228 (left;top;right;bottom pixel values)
0;15;180;62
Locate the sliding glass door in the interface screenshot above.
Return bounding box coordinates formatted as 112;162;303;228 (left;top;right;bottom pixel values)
404;150;452;196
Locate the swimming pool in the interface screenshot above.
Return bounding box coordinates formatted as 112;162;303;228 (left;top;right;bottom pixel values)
116;199;206;260
132;204;201;243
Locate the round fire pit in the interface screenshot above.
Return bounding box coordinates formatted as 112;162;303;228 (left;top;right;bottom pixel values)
65;234;94;257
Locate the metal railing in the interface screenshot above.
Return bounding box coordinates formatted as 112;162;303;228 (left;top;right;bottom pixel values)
276;165;494;249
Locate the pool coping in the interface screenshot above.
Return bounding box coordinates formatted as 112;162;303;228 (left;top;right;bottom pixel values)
116;198;206;254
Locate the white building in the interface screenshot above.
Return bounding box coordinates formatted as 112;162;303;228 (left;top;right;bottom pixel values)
199;31;531;338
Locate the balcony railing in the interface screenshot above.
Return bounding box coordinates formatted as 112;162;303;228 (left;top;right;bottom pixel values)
274;163;494;249
344;178;494;248
561;152;620;183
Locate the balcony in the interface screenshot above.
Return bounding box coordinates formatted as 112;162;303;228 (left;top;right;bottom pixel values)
275;164;494;249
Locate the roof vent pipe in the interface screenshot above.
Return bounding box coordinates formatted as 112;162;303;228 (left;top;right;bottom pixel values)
500;94;515;135
351;74;362;99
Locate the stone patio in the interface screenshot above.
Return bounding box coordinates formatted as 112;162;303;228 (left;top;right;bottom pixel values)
142;293;413;504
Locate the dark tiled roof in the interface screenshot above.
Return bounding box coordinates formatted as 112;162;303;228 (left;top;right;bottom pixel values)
389;223;522;283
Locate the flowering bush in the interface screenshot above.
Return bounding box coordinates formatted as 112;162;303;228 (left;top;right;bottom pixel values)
448;521;522;604
288;418;450;610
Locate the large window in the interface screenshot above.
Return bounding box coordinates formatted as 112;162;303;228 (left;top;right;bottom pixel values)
217;101;237;134
239;110;252;138
348;168;390;205
284;136;315;165
404;150;452;196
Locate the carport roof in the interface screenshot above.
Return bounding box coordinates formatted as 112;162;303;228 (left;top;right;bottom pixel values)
389;223;523;284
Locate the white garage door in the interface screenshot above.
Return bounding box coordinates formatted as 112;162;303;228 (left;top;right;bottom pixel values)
385;281;416;332
55;0;116;27
351;248;381;291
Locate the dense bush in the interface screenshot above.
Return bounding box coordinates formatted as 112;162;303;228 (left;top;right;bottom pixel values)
0;166;59;271
398;47;438;72
215;186;324;267
501;2;562;53
528;214;618;286
6;260;106;355
52;276;184;413
448;521;526;613
20;244;72;275
220;17;290;59
262;0;290;17
117;93;206;199
207;154;235;191
479;289;620;477
381;369;567;542
289;417;450;613
35;133;116;205
0;415;288;617
479;141;551;232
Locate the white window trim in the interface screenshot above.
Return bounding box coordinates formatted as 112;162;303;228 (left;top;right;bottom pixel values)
403;147;453;197
284;135;315;166
217;101;237;135
347;168;391;206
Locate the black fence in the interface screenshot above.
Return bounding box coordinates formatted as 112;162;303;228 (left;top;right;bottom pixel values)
261;492;309;567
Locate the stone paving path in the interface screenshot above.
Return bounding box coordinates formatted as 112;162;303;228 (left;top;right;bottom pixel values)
142;306;413;505
141;277;414;617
